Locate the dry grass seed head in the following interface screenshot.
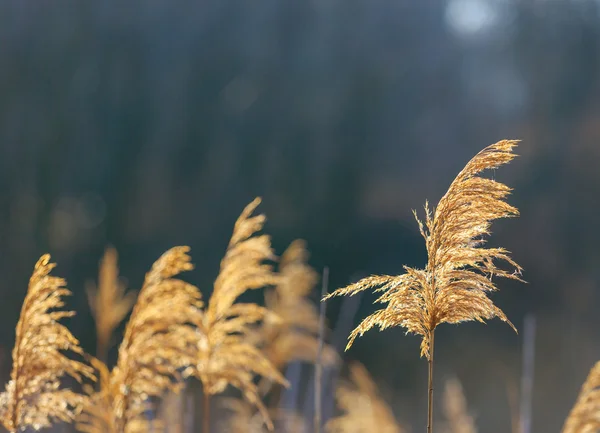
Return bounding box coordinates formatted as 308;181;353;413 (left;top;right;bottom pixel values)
325;362;403;433
261;240;338;369
220;397;305;433
563;361;600;433
442;377;477;433
86;247;137;362
324;140;523;359
107;246;203;433
0;255;95;432
194;198;288;430
76;357;117;433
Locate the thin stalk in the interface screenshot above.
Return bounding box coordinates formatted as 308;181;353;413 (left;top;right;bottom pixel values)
118;391;129;433
315;267;329;433
203;392;210;433
185;393;194;433
505;376;520;433
427;330;435;433
96;339;108;366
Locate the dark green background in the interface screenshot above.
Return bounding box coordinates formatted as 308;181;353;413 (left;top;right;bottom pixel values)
1;1;599;431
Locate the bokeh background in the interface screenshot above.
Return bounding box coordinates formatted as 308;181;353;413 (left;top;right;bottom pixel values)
1;1;600;432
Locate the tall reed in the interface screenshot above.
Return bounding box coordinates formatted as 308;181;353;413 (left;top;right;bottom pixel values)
78;247;203;433
0;255;95;432
324;140;523;433
325;362;403;433
220;398;305;433
562;361;600;433
259;240;337;406
443;378;477;433
192;198;288;432
86;247;137;364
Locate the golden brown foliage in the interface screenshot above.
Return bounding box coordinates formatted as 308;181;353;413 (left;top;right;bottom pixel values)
324;140;523;359
261;240;337;370
220;398;305;433
193;198;288;430
0;255;95;432
79;247;203;433
76;359;164;433
76;357;117;433
443;378;477;433
86;247;137;362
562;361;600;433
325;362;403;433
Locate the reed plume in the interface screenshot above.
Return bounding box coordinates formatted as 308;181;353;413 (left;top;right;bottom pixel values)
562;361;600;433
324;140;523;432
220;398;305;433
78;246;203;433
442;378;477;433
261;240;337;371
193;198;288;431
0;255;95;432
325;362;403;433
86;247;137;363
76;356;117;433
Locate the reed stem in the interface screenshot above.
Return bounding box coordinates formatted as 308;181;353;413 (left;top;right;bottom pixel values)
427;330;435;433
315;267;329;433
203;392;210;433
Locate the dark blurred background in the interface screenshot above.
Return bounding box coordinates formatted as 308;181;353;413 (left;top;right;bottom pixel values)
1;1;600;432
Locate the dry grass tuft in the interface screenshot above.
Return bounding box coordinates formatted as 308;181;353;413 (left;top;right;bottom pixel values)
193;197;288;430
79;246;203;433
261;239;337;371
562;361;600;433
0;255;95;432
325;362;403;433
323;140;523;358
442;378;477;433
111;246;202;432
86;247;137;363
324;140;522;432
220;398;305;433
76;356;117;433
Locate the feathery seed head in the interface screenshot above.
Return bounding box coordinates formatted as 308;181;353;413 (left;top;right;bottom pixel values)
563;361;600;433
193;198;288;431
261;240;338;370
324;140;523;359
325;362;404;433
443;378;477;433
0;255;95;432
87;247;137;363
79;247;202;433
221;397;306;433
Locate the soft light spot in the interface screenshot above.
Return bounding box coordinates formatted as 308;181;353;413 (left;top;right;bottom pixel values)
445;0;498;36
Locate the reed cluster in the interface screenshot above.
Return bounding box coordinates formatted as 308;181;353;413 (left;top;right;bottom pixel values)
5;141;597;432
